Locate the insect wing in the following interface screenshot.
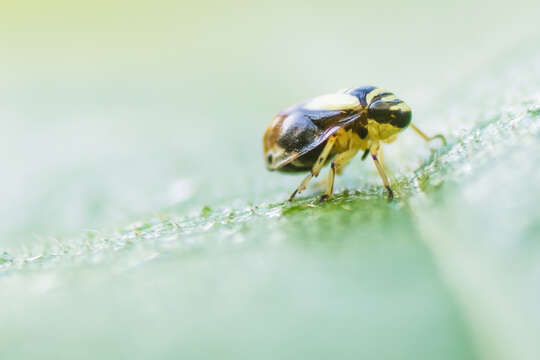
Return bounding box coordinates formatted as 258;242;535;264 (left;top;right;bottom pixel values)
271;111;361;169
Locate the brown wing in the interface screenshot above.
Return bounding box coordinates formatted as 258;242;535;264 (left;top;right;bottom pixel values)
266;109;362;170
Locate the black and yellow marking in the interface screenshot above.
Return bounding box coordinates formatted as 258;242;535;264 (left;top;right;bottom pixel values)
349;86;412;130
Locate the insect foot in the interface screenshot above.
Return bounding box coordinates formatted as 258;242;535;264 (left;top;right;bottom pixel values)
386;186;394;201
318;194;331;203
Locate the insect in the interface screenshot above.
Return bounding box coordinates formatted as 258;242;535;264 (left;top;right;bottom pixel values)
263;86;446;201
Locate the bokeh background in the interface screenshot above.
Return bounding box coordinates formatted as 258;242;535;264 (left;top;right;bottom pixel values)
2;0;538;245
1;1;540;359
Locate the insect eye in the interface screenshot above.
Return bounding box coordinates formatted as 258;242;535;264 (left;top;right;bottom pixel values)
267;154;273;164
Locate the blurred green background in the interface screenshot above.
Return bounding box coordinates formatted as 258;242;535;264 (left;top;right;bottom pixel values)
1;1;540;359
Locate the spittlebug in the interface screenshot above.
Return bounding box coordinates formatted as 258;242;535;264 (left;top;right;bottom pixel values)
263;86;446;201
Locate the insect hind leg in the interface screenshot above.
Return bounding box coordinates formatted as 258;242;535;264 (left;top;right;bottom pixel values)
319;148;359;202
319;162;336;202
288;136;337;201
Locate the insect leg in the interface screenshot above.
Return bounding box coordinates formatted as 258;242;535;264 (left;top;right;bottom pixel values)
334;148;359;175
409;124;447;146
361;148;370;161
370;144;394;200
319;162;336;202
319;148;359;202
288;136;337;201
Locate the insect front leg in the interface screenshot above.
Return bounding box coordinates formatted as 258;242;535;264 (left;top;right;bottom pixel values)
370;143;394;200
409;124;447;146
288;136;337;201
